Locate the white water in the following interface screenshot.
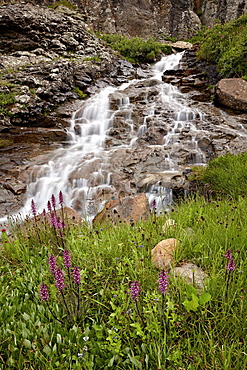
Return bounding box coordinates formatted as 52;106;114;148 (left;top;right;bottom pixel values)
1;51;210;223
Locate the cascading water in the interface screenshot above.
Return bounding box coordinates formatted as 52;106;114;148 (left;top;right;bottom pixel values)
2;51;211;222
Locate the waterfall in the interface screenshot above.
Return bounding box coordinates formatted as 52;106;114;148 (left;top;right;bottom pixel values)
2;51;209;222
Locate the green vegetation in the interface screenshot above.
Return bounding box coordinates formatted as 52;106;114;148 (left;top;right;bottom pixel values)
83;55;102;62
48;1;77;11
0;139;13;148
191;14;247;77
100;34;172;63
0;90;17;116
1;152;247;369
73;87;88;99
190;152;247;199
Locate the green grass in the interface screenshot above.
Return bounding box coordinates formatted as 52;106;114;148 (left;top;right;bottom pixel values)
190;152;247;199
1;185;247;369
191;13;247;77
99;34;172;64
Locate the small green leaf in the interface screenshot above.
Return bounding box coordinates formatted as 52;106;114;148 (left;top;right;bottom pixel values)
185;284;198;299
57;333;62;343
23;312;30;321
43;345;51;355
183;294;199;312
199;292;211;305
23;339;31;348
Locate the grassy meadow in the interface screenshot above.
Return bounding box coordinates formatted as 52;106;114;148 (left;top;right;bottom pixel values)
0;153;247;369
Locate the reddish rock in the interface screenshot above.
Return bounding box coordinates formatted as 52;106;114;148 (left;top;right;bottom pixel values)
215;78;247;112
93;193;150;225
151;238;178;270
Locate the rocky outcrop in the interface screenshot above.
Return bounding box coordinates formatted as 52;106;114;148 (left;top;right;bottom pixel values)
215;78;247;112
0;0;201;39
201;0;247;28
1;0;246;40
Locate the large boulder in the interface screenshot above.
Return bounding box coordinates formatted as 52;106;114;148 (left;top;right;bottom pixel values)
215;78;247;112
93;193;150;225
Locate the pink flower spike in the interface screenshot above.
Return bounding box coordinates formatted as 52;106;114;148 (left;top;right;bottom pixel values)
63;249;72;268
31;199;37;217
40;283;49;301
59;191;64;205
73;266;81;285
48;254;57;275
130;281;140;301
51;194;56;209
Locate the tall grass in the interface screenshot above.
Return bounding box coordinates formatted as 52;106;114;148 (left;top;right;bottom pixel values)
0;187;246;369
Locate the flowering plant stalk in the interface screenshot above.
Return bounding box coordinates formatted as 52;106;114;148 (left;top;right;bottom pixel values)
224;249;236;299
129;281;145;326
40;249;86;327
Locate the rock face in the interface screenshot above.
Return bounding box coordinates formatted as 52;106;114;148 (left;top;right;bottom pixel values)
1;0;246;40
201;0;247;28
215;79;247;112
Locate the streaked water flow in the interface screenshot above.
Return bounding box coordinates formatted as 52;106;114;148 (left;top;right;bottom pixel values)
5;51;209;221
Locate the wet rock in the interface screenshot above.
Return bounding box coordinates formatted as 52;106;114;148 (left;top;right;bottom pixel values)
151;238;178;270
172;262;208;291
215;79;247;112
93;193;150;225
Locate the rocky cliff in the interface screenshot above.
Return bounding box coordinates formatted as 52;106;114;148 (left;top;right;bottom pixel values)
1;0;246;39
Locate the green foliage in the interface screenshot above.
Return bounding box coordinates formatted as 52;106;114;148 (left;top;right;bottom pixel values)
1;191;247;368
0;139;13;148
193;13;247;77
83;55;101;62
73;86;88;99
100;34;172;63
48;1;77;11
0;90;17;116
198;152;247;199
182;284;211;312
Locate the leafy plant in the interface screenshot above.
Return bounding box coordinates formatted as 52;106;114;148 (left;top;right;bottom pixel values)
191;13;247;77
100;34;172;63
73;86;88;99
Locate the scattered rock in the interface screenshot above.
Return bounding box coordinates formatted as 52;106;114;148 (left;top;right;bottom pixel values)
172;262;208;291
151;238;178;270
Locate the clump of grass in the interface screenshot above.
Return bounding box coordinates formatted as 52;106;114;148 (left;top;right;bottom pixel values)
73;86;87;99
192;152;247;199
100;34;172;63
83;55;101;62
191;13;247;77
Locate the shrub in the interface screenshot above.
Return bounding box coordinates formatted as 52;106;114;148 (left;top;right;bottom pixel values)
100;34;172;63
